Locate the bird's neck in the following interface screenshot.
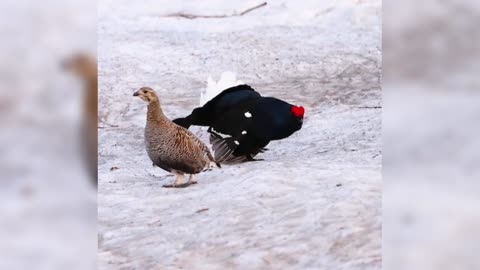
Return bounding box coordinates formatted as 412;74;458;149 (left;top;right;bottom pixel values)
147;100;167;124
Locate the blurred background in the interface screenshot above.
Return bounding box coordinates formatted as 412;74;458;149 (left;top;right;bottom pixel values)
383;0;480;269
0;0;97;269
0;0;479;269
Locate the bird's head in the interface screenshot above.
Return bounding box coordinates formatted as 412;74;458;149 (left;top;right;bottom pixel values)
62;53;97;81
133;87;159;104
291;105;305;119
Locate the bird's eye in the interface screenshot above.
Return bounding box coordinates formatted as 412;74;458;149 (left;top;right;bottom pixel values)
143;90;147;93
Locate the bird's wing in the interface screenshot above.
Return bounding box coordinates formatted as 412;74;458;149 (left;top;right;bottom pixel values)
175;125;215;161
172;85;260;129
202;84;260;114
152;126;209;174
208;129;241;163
208;105;255;163
203;84;258;108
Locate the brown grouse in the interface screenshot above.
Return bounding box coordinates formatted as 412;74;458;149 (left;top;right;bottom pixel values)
133;87;220;188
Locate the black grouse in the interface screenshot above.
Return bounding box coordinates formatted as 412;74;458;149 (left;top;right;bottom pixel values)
173;84;304;163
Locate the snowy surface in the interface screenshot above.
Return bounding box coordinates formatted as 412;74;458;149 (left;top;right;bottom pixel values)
98;0;381;269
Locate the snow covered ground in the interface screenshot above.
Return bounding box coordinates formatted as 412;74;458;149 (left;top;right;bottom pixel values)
98;0;381;269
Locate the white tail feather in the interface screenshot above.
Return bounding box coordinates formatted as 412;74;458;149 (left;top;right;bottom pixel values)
200;71;244;106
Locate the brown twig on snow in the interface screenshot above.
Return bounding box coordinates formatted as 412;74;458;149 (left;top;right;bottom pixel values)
98;123;119;129
195;208;209;213
163;2;267;19
356;106;382;109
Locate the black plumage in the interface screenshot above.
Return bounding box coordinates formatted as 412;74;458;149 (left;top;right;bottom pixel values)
173;84;304;163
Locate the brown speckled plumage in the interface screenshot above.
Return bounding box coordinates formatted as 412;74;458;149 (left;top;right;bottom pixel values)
134;87;219;187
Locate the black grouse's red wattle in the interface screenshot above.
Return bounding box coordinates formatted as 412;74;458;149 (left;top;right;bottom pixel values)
173;84;304;163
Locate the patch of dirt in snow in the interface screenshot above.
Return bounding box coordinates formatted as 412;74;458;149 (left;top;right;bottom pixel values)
98;1;381;269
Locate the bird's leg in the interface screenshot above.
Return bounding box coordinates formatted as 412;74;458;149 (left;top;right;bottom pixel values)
173;174;186;186
163;173;190;188
188;174;198;184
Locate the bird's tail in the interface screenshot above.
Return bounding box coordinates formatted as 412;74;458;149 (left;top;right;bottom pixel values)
172;115;192;129
207;151;221;168
201;71;244;106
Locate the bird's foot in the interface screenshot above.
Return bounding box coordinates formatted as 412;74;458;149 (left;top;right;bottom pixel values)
187;175;198;185
247;155;264;162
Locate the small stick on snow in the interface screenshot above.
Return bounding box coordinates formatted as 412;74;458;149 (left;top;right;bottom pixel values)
163;2;267;20
239;2;267;16
98;123;119;129
356;106;382;109
195;208;209;213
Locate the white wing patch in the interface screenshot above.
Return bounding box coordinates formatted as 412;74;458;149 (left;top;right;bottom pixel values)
200;71;244;106
244;112;252;118
211;127;232;139
234;140;240;145
241;130;247;135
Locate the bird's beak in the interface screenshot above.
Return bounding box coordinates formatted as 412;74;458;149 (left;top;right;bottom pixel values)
133;91;139;97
